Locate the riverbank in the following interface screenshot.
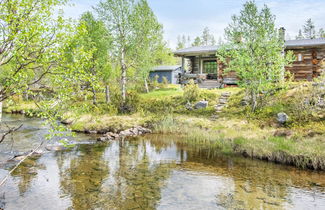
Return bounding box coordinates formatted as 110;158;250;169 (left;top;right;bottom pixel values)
3;83;325;170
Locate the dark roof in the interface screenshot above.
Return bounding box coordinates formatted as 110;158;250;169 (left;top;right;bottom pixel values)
174;45;219;56
151;65;182;72
174;38;325;56
285;38;325;49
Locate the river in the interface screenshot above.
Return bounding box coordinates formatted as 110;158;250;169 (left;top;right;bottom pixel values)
0;114;325;209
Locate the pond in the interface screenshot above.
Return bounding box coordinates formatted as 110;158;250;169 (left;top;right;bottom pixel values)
1;114;325;209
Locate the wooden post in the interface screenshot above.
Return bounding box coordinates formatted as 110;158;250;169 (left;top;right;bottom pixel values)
181;57;185;73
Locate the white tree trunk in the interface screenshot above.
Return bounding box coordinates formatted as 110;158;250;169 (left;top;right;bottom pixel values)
144;78;149;93
105;85;111;104
121;50;127;103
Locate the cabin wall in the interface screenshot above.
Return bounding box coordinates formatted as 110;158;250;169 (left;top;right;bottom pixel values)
181;46;325;84
285;47;325;81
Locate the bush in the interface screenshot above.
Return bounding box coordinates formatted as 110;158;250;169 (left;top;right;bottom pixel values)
111;88;141;114
139;96;181;114
183;79;200;103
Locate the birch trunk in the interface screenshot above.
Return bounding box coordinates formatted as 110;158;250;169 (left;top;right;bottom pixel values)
105;85;111;104
121;50;127;103
144;78;149;93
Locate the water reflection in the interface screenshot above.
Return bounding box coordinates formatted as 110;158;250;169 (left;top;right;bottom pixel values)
1;119;325;209
10;156;45;195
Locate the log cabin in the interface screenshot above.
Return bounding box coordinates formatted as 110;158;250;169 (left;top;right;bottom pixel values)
174;38;325;88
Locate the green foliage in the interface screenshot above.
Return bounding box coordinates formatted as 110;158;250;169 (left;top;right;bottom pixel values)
183;80;200;103
217;1;294;111
192;37;202;47
96;0;172;103
176;35;190;50
201;27;216;46
0;0;69;102
139;97;180;114
162;76;169;85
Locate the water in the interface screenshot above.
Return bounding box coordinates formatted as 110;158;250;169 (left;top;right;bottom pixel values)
1;114;325;209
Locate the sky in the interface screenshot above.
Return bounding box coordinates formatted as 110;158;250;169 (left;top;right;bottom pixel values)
64;0;325;49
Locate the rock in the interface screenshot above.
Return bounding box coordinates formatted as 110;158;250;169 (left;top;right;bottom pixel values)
240;99;249;106
185;102;193;110
97;126;152;142
221;92;231;97
9;150;44;162
45;145;67;151
61;118;74;125
214;104;225;111
12;155;28;161
194;101;208;109
97;136;113;142
85;130;98;134
274;130;293;137
277;112;289;125
219;98;228;104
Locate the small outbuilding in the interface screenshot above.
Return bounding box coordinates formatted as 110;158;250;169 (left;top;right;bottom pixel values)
149;65;182;84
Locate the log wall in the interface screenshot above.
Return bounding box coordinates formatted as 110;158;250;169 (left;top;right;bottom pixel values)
285;47;325;81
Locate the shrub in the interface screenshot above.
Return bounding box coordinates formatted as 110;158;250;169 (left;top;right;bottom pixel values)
111;89;141;114
183;79;200;103
162;76;169;86
139;96;181;114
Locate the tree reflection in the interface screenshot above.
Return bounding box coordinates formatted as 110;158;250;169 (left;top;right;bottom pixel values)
58;144;109;209
57;139;174;209
104;139;173;209
11;156;45;195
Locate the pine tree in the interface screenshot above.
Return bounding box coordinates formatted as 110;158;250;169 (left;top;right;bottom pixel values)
192;36;202;46
303;19;316;39
296;29;304;40
319;28;325;38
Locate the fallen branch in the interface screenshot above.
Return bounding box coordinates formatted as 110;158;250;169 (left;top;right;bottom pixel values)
0;141;44;187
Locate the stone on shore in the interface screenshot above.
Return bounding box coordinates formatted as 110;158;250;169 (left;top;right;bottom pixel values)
277;112;289;125
194;101;208;109
97;126;152;142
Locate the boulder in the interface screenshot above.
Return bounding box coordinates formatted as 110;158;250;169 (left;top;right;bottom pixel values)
277;112;289;125
97;126;152;142
194;101;208;109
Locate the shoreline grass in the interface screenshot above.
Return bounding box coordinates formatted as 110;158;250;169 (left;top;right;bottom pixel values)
3;84;325;170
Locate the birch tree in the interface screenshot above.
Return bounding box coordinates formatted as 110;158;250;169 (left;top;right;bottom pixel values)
96;0;164;106
217;1;294;111
66;12;112;105
0;0;68;103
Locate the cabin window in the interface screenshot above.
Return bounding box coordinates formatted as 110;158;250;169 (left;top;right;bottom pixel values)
203;60;218;74
297;53;303;62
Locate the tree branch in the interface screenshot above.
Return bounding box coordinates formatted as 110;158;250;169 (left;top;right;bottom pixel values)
0;124;23;144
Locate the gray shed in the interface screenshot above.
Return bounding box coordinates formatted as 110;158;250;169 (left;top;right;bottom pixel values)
149;65;182;84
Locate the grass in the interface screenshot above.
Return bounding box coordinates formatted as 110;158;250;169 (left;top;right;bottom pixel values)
68;113;148;132
140;86;183;99
3;100;38;113
4;83;325;170
152;115;325;170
